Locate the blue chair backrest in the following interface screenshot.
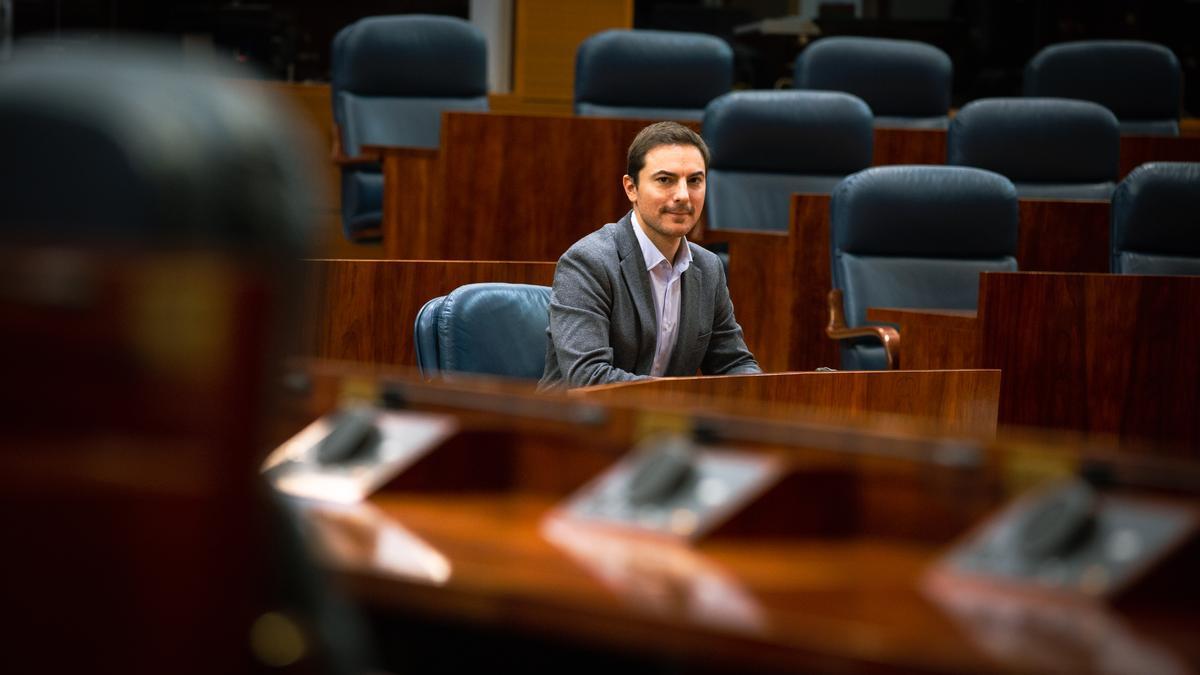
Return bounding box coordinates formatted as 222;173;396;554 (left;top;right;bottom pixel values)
414;283;552;380
1024;40;1182;136
704;90;873;232
574;29;733;120
794;36;951;129
331;15;488;241
1111;162;1200;275
948;97;1120;200
831;166;1019;370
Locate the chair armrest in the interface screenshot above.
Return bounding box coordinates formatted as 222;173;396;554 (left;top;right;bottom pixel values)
330;126;381;167
825;289;900;369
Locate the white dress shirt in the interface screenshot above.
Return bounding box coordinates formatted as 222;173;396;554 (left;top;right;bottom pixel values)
630;211;693;377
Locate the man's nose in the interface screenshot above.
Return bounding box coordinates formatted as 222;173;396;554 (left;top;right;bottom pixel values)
671;179;690;201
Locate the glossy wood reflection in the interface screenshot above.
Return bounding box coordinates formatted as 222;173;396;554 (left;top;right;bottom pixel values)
304;259;556;366
573;370;1000;438
875;272;1200;450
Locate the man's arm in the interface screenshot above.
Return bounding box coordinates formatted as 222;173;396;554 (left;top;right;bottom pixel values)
701;262;762;375
548;248;652;388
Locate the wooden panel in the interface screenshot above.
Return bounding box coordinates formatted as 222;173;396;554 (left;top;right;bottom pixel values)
1017;199;1110;272
304;259;556;366
573;370;1001;437
513;0;633;102
380;112;700;261
1119;134;1200;178
719;194;1112;373
867;308;980;370
873;126;946;166
979;272;1200;450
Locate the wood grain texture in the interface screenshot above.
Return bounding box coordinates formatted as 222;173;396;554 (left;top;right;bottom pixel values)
979;272;1200;450
513;0;632;101
573;369;1001;437
1017;199;1111;272
722;195;1113;373
873;126;947;166
868;308;980;370
304;259;556;366
1119;134;1200;178
380;112;700;261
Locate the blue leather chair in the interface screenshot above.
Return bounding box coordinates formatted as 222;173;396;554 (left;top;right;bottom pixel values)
1111;162;1200;275
574;29;733;120
331;15;488;242
415;283;552;380
1024;40;1182;136
828;166;1019;370
704;91;873;232
948;98;1120;200
793;36;952;129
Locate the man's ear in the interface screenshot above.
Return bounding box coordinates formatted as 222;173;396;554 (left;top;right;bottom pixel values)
622;174;638;203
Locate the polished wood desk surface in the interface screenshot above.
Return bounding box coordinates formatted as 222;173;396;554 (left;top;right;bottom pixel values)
573;369;1000;438
284;363;1200;673
865;272;1200;450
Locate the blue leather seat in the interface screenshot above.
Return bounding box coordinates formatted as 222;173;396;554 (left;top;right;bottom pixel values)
793;36;952;129
415;283;552;380
1024;40;1182;136
704;91;873;232
574;29;733;120
332;15;488;242
1111;162;1200;275
829;166;1019;370
948;98;1120;200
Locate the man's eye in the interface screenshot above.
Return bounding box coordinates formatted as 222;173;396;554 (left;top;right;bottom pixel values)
688;177;704;185
656;176;671;184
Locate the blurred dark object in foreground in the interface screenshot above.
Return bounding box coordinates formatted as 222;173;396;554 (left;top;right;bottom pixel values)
0;39;366;674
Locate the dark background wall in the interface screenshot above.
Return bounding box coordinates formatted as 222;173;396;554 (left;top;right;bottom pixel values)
8;0;1198;114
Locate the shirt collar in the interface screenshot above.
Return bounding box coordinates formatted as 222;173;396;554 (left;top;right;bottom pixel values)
630;210;692;274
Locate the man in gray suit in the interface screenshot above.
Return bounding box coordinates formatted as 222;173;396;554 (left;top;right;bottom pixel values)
538;121;761;390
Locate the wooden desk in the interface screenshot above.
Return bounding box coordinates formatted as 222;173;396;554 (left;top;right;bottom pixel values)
711;194;1111;372
867;272;1200;450
573;370;1000;438
853;127;1200;180
303;259;556;366
280;372;1200;673
376;112;700;261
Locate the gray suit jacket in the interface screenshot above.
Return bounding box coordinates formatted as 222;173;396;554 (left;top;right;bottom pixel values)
538;212;760;389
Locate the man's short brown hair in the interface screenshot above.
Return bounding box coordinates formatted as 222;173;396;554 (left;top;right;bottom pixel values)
626;121;710;185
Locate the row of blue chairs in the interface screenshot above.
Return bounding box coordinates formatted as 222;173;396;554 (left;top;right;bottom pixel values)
330;15;1185;242
414;162;1200;378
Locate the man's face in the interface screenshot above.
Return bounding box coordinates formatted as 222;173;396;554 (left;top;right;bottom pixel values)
623;143;706;242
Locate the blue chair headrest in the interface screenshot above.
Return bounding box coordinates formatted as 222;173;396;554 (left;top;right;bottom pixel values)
832;165;1019;257
1112;162;1200;258
794;36;951;118
948;98;1119;183
704;91;874;174
575;30;732;111
415;283;551;380
333;15;487;98
1024;40;1181;123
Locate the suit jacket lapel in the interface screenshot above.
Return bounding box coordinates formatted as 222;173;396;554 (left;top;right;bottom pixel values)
665;254;701;375
614;212;658;373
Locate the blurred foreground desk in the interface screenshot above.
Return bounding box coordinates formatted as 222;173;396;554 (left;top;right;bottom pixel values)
869;272;1200;450
284;368;1200;674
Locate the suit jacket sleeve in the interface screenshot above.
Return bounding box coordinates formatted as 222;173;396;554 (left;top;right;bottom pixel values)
547;246;652;388
700;260;762;376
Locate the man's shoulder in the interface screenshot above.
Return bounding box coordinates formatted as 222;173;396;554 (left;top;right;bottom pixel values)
560;218;628;264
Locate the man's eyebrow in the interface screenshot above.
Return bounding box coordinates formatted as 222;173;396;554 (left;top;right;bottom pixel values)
651;170;678;177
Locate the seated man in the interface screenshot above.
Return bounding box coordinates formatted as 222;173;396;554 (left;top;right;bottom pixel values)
539;121;761;389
